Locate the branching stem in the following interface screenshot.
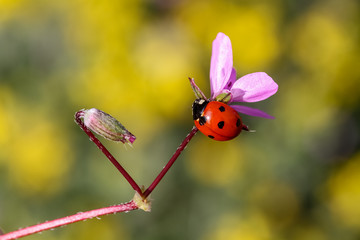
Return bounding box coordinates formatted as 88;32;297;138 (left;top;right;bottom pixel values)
142;126;198;198
0;113;198;239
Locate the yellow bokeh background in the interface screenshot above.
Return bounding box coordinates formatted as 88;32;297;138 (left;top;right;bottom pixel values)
1;0;360;239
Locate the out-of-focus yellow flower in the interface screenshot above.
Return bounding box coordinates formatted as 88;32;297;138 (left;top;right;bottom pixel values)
223;8;280;71
0;0;23;22
0;87;14;153
289;10;352;74
4;107;73;197
283;0;360;123
278;0;358;140
177;1;280;71
65;0;201;143
202;213;270;240
63;0;142;109
68;25;199;139
130;25;198;117
327;153;360;228
63;0;141;52
185;138;245;186
329;54;360;108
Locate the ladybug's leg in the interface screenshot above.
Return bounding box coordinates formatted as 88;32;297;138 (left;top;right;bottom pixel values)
242;125;250;131
242;125;256;133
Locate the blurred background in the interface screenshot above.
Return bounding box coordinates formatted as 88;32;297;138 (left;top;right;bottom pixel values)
0;0;359;239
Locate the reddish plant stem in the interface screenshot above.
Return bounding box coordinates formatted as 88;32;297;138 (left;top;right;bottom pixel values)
0;201;138;240
0;117;198;239
75;111;143;196
142;126;198;198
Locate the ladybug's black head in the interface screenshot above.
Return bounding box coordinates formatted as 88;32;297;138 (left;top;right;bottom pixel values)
192;99;209;121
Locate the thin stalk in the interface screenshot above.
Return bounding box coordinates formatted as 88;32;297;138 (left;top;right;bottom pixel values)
75;111;142;196
142;126;198;198
0;121;198;239
0;201;138;240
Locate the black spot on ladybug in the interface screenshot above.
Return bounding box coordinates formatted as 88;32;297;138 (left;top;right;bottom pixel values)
208;135;215;139
219;106;225;112
218;121;225;129
199;116;207;126
236;118;241;127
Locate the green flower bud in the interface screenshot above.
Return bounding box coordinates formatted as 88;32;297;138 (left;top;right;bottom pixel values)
82;108;136;145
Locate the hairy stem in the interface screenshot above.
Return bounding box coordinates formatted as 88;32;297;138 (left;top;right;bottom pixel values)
75;110;142;196
0;201;138;240
142;126;198;198
0;119;198;239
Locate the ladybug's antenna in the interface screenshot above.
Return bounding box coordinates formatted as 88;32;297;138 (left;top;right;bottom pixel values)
188;77;208;100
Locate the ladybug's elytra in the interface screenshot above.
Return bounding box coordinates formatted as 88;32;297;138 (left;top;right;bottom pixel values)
192;99;248;141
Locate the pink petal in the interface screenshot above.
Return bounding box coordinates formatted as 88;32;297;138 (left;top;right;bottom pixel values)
231;72;278;102
210;33;233;98
230;105;275;119
224;68;237;90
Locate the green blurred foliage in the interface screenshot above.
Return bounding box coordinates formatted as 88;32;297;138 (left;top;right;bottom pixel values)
0;0;359;239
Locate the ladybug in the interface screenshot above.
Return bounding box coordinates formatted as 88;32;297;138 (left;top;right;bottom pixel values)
192;99;249;141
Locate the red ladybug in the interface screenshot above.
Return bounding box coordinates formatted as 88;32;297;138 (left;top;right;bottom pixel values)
192;99;249;141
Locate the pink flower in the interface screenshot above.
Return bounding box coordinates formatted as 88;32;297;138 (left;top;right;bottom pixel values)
209;32;278;119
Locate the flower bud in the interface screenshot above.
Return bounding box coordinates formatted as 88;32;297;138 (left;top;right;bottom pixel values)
81;108;136;145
